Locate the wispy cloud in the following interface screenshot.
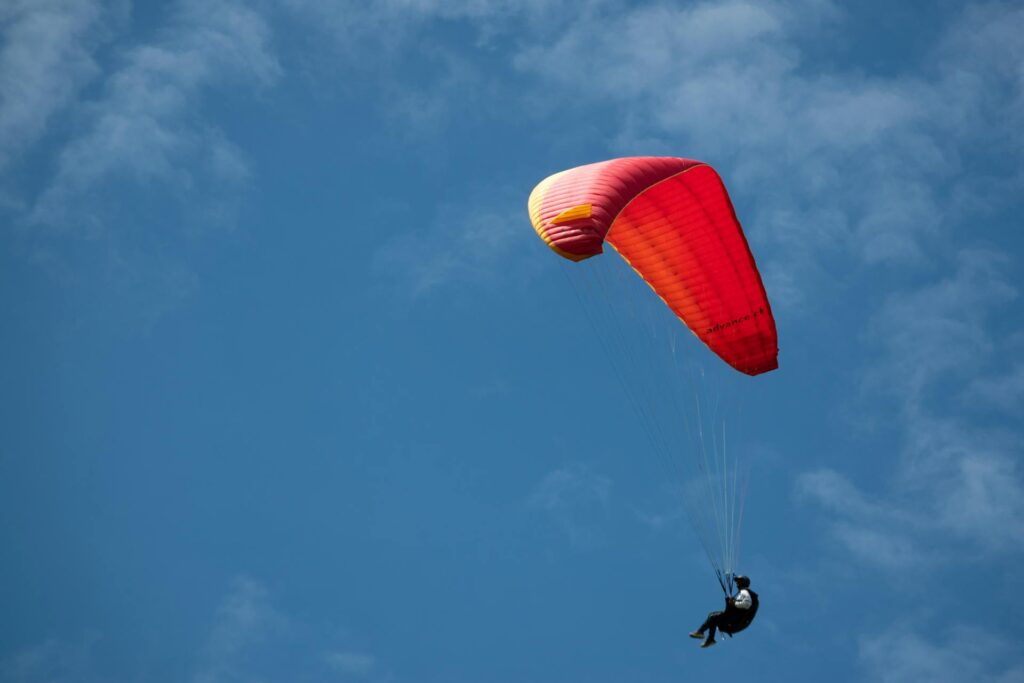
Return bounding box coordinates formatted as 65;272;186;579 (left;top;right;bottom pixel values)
965;363;1024;416
372;190;538;298
192;577;393;683
324;650;377;679
800;251;1024;567
864;250;1017;400
193;576;287;683
0;635;98;683
864;251;1023;552
0;577;386;683
858;623;1024;683
633;493;686;534
7;0;282;329
0;0;116;173
281;0;594;49
30;0;280;231
276;0;607;141
796;469;935;571
528;462;612;548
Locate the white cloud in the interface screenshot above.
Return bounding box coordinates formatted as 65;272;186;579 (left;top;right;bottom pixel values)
324;650;376;678
966;363;1024;416
528;462;612;548
0;0;116;172
800;251;1024;567
276;0;611;142
633;492;686;533
372;190;537;297
859;624;1024;683
902;414;1024;550
282;0;598;44
937;4;1024;140
8;0;282;329
865;251;1017;398
30;0;280;231
530;463;611;510
869;252;1024;550
0;578;389;682
797;469;933;571
514;0;799;101
193;576;287;683
0;635;98;683
187;577;390;683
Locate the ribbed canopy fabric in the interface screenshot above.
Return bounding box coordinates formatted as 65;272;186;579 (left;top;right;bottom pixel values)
528;156;778;375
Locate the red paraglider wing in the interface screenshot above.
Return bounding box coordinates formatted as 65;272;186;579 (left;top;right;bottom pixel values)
528;156;778;375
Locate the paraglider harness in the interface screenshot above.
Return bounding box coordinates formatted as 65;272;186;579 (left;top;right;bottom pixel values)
719;589;759;637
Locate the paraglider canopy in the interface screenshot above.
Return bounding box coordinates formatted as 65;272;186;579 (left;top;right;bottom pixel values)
528;156;778;376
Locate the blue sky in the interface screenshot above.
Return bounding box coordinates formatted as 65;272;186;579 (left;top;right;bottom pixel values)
2;1;1023;681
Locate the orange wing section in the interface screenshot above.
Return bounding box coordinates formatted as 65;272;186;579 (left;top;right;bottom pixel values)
528;157;778;375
